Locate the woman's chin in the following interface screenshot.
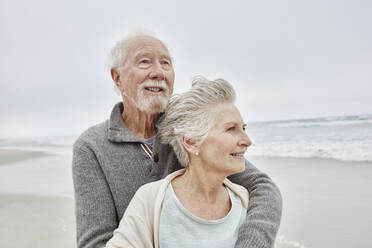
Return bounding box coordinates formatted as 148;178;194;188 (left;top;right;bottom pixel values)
224;162;245;176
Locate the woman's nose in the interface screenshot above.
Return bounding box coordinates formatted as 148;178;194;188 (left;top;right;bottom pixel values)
239;132;252;147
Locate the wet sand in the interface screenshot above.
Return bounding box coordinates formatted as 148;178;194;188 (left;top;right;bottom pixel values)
0;149;52;166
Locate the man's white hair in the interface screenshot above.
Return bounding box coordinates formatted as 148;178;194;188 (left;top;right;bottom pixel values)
160;76;236;167
107;29;157;71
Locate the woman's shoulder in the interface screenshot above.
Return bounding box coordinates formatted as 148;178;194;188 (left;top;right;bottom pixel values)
223;178;249;209
133;180;165;205
122;179;166;225
134;169;186;203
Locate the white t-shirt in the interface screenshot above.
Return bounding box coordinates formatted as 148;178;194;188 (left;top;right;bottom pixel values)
159;183;247;248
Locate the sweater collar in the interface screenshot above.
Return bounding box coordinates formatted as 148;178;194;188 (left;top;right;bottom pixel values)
107;102;164;143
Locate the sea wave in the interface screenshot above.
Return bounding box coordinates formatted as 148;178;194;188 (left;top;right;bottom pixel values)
246;141;372;162
250;115;372;128
266;119;372;128
275;235;309;248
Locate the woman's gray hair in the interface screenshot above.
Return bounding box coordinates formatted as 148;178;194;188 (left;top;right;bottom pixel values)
160;76;236;167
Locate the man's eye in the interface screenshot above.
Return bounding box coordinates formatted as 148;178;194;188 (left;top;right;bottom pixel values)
161;60;170;65
139;59;150;64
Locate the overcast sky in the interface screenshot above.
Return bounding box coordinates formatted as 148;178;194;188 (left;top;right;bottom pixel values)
1;0;371;138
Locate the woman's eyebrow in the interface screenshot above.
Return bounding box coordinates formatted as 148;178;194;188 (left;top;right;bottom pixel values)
223;121;242;128
224;121;246;126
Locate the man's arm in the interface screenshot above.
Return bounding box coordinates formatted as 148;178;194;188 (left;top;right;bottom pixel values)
228;159;282;248
72;139;118;248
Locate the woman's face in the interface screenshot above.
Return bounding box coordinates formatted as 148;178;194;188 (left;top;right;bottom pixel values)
197;102;251;175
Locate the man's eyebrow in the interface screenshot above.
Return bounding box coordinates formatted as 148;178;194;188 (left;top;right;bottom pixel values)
133;52;171;62
133;52;152;60
160;54;171;60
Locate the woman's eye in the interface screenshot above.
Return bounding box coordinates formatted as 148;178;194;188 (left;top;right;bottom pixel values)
227;126;235;131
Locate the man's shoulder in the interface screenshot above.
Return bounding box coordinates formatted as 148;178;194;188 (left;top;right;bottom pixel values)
73;120;109;150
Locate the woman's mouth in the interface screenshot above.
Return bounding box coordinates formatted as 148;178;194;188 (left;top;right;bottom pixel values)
230;152;245;158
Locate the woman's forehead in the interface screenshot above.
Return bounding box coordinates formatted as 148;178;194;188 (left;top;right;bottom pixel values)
214;103;244;125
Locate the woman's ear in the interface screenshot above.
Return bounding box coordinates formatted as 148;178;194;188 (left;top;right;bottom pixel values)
181;136;199;155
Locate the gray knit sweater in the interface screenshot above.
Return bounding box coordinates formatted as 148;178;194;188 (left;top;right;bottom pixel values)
72;102;282;248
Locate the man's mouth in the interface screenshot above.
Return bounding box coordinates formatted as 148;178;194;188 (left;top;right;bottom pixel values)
145;87;163;93
141;80;169;94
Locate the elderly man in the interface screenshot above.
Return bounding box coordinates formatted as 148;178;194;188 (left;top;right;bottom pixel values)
72;33;282;248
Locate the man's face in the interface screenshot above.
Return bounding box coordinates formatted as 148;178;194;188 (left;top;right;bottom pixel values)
116;36;175;114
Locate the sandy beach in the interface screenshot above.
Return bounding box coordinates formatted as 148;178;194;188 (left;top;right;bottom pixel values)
0;149;76;247
249;156;372;248
0;194;75;248
0;148;371;248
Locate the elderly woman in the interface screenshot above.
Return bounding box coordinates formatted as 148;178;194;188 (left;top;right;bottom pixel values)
106;77;252;248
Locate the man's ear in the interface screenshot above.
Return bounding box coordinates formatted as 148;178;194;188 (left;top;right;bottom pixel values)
181;136;198;154
111;68;121;87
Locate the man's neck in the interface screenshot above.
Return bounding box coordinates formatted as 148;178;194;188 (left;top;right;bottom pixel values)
121;102;159;139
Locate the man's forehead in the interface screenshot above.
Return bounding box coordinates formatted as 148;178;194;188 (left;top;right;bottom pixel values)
126;36;170;57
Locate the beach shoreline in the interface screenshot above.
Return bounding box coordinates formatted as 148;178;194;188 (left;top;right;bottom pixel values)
0;149;53;166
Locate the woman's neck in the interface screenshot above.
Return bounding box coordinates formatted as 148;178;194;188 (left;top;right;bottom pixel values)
175;166;226;202
172;163;231;220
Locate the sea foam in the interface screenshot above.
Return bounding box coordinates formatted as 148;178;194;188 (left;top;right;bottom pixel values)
246;114;372;162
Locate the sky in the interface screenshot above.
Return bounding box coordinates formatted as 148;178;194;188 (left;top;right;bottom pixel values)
0;0;371;138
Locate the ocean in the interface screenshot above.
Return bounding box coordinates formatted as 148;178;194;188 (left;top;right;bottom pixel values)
246;114;372;162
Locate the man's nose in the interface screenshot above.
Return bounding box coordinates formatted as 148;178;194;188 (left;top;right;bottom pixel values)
149;62;165;81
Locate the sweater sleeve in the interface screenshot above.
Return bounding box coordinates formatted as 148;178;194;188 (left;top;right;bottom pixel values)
72;138;118;248
227;159;282;248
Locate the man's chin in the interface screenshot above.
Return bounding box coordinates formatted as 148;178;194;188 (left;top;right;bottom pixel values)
138;100;168;115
